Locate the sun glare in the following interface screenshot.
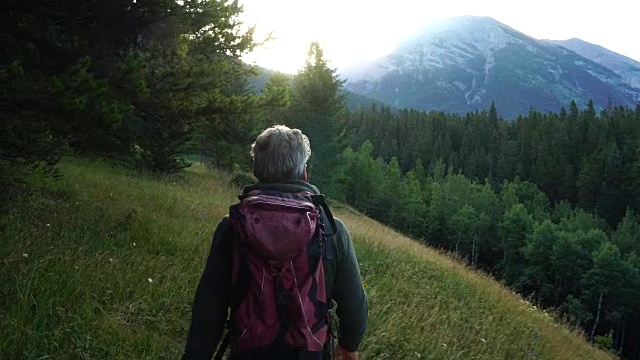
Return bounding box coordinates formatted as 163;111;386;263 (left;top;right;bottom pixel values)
244;40;308;75
239;0;640;74
240;0;429;74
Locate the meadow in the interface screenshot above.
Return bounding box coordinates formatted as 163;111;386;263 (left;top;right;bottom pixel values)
0;159;614;359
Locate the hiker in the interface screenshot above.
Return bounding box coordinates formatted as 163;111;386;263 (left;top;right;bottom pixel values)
183;125;368;360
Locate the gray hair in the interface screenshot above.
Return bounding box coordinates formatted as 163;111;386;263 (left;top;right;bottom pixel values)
251;125;311;182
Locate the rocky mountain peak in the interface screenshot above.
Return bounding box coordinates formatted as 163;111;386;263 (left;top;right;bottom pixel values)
341;16;639;119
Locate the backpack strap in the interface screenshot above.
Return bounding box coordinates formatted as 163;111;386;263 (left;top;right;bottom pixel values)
310;194;337;237
211;218;236;360
214;330;230;360
309;194;339;358
309;194;336;263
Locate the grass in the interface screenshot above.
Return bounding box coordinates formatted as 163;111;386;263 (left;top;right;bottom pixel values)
1;159;614;359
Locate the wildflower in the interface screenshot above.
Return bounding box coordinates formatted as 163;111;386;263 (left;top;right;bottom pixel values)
481;338;487;343
148;278;153;283
415;352;421;358
23;253;28;258
46;223;50;227
133;242;136;246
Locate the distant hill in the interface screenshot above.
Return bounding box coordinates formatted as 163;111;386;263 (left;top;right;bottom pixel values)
247;65;293;93
249;66;391;111
343;90;391;110
341;16;640;118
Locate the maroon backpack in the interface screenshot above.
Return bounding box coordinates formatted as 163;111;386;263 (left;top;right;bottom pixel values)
222;190;335;358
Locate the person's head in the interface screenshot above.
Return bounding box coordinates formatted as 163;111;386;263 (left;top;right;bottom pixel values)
251;125;311;183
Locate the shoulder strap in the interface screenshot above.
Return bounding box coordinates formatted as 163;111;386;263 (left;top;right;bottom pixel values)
211;218;235;360
211;216;234;250
214;331;230;360
310;194;337;237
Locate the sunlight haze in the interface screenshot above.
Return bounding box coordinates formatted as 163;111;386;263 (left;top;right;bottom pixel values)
239;0;640;74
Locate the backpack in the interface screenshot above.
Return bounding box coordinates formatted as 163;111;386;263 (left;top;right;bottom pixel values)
218;190;336;359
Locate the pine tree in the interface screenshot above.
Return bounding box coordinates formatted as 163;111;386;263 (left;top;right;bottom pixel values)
290;42;348;196
498;204;534;286
343;141;384;211
2;0;261;173
612;209;640;255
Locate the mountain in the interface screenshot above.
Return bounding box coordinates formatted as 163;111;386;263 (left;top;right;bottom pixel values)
341;16;640;118
343;90;391;110
544;38;640;89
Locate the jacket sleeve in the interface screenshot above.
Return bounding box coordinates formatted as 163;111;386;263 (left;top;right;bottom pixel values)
331;219;368;352
182;217;233;360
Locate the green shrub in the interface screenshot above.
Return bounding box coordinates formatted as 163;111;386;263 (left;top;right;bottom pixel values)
230;170;256;189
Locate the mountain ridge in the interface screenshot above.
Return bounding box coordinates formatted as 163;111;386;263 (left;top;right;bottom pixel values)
341;16;639;118
544;37;640;89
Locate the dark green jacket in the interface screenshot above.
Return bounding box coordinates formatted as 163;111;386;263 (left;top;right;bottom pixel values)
183;181;368;359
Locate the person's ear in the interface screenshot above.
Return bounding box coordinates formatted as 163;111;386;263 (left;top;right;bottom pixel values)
302;165;308;182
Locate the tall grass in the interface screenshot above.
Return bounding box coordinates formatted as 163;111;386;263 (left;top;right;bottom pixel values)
341;211;613;359
1;159;613;359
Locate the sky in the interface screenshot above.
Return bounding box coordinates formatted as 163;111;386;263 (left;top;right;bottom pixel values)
238;0;640;74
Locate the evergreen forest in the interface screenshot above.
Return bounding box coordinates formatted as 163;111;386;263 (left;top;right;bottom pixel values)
2;0;639;358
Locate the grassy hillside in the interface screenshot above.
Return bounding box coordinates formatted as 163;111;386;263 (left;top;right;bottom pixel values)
1;159;614;359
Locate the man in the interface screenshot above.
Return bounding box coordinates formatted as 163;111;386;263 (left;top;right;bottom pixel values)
183;125;368;360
